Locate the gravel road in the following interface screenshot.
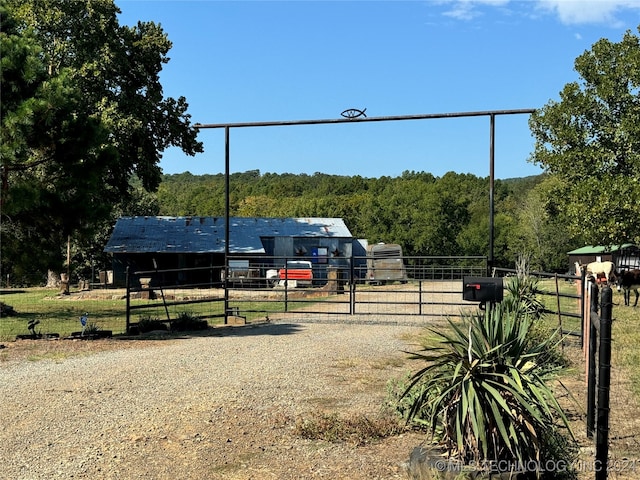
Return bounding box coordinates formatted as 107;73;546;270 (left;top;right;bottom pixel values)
0;320;430;480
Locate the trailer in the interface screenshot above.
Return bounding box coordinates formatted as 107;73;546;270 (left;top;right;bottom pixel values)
365;243;407;284
224;260;262;287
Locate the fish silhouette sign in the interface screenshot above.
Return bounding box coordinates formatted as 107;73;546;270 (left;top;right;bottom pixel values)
340;108;367;119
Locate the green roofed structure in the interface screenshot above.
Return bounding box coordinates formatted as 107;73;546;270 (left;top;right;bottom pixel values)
567;244;640;275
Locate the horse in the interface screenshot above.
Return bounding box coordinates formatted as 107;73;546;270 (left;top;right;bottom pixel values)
575;261;617;284
616;269;640;307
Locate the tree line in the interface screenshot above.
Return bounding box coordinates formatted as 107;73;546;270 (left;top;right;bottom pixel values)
154;169;584;272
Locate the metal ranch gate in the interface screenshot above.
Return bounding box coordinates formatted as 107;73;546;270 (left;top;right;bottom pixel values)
124;255;488;329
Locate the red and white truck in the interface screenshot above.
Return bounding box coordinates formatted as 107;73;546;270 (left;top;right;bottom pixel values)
266;260;313;288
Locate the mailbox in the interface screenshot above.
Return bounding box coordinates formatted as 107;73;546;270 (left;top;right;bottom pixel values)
463;276;503;303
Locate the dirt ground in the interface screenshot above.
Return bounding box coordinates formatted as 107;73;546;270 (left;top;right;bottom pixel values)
1;325;639;480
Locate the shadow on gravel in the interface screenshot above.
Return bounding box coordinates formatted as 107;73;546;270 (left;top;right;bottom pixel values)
217;322;304;337
116;322;304;341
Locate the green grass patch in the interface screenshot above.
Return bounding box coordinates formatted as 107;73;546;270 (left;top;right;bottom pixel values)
0;287;316;340
609;293;640;398
1;288;128;340
532;283;640;400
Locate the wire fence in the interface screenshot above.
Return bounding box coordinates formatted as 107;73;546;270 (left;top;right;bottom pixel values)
2;258;588;340
1;256;488;339
493;267;584;339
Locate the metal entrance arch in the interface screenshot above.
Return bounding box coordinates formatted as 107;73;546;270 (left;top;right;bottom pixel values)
193;108;536;323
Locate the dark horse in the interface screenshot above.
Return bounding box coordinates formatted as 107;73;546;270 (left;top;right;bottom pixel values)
616;269;640;307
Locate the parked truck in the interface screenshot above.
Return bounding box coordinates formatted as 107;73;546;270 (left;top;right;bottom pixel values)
266;260;313;288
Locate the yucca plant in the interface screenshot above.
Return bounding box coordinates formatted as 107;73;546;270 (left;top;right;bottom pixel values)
502;255;546;321
502;273;546;321
401;303;573;473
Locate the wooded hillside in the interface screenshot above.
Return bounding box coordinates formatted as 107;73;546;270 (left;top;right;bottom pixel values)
156;170;583;271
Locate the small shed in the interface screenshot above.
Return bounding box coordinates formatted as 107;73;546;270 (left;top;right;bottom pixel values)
567;244;640;275
104;216;354;286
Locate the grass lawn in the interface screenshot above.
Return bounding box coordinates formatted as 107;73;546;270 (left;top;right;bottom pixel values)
610;293;640;398
0;287;288;340
1;288;131;340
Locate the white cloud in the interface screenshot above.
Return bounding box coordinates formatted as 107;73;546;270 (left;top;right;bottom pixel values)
535;0;640;26
439;0;640;26
440;0;511;20
442;3;479;20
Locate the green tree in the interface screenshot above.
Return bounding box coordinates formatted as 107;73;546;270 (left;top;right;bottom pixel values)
1;2;108;277
1;0;203;280
529;28;640;247
509;176;584;272
72;177;161;282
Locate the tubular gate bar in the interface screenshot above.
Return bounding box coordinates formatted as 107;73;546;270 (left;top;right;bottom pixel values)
194;108;536;322
124;256;488;329
493;267;584;340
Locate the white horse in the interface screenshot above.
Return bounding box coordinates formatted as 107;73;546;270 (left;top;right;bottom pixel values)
575;261;617;284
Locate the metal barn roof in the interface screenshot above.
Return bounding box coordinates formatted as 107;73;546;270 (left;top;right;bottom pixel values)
104;216;352;254
567;244;637;255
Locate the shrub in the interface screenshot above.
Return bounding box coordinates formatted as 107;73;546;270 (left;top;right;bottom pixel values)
171;311;208;332
502;273;546;320
83;322;101;335
387;372;435;430
137;316;167;333
400;304;576;477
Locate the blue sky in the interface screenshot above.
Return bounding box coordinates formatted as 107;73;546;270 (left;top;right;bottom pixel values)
116;0;640;179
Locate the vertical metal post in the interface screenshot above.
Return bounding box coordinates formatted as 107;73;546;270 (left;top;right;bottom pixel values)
555;274;564;352
125;266;131;334
224;126;230;324
581;270;586;349
152;258;171;323
284;261;289;311
586;281;598;438
595;286;613;480
349;257;355;315
488;114;495;275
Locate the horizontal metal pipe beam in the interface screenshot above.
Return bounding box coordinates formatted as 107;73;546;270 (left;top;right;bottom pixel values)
194;108;536;129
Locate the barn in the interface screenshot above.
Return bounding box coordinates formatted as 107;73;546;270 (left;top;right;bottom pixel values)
567;244;640;275
104;216;357;287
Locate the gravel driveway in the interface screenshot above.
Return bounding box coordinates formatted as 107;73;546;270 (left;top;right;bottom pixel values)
0;320;431;480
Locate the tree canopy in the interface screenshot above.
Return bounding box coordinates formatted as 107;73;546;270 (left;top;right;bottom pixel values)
1;0;202;277
529;27;640;247
155;170;573;272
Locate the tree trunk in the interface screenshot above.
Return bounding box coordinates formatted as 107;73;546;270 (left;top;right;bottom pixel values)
46;270;61;288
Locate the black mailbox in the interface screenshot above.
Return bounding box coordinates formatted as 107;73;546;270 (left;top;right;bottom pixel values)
463;276;503;303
